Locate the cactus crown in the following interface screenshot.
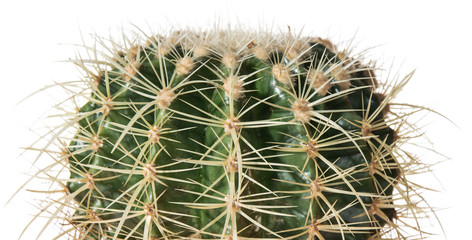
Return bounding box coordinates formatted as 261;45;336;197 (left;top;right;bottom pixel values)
20;26;438;240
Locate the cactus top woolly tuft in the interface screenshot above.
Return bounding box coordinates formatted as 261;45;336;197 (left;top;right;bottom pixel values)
22;27;438;240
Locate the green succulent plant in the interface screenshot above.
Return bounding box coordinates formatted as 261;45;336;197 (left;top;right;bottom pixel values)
20;27;437;240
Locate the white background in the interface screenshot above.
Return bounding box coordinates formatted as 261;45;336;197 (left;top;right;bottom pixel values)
0;0;470;239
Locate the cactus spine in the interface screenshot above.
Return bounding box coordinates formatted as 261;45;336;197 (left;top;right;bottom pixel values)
23;27;436;240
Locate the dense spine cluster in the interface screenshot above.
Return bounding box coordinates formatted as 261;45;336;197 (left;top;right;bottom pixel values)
24;28;434;240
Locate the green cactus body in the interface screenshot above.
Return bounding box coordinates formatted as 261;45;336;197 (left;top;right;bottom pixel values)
30;29;430;240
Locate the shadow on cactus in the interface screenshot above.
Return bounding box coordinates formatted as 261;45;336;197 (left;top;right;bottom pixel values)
19;26;443;240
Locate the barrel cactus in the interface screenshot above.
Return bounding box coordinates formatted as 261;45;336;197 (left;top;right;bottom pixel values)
23;27;437;240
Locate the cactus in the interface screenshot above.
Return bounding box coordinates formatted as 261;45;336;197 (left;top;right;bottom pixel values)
22;27;437;240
